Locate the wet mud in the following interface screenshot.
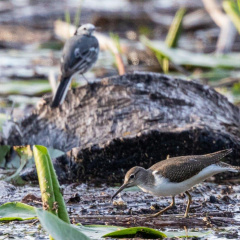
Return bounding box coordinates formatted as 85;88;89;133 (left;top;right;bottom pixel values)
0;181;239;239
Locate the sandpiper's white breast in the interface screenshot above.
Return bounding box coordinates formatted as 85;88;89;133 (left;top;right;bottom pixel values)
138;164;236;197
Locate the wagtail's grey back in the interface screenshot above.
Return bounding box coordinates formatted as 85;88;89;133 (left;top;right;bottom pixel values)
51;23;99;107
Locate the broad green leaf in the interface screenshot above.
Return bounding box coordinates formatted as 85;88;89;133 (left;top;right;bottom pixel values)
36;209;90;240
76;224;125;239
0;145;11;168
0;202;37;221
24;147;63;170
46;148;70;224
103;226;167;239
33;145;56;215
33;145;70;223
141;36;240;69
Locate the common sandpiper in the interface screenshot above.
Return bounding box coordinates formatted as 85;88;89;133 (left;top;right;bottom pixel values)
111;149;239;217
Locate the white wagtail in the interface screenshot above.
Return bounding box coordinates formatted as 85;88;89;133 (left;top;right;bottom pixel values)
51;23;99;107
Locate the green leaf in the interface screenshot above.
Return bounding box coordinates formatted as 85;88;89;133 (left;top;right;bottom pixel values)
0;145;11;168
141;36;240;69
65;9;71;25
5;145;32;183
47;148;65;159
109;32;121;54
74;1;84;28
33;145;56;215
165;8;185;48
46;149;70;224
76;224;125;239
13;145;32;161
223;0;240;34
161;8;185;73
0;202;37;221
36;209;90;240
103;226;167;239
232;82;240;95
40;40;63;50
33;145;70;223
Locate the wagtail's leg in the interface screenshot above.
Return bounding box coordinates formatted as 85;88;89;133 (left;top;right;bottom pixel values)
82;74;89;84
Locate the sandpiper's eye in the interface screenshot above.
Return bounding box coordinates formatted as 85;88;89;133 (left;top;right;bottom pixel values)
130;174;135;179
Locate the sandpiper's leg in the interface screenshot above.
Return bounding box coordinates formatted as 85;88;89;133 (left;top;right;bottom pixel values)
184;191;192;218
148;196;175;218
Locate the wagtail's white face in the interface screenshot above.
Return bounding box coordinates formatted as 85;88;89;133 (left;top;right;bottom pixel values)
76;23;96;36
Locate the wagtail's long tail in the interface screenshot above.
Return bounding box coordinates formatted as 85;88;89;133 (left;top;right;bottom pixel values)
51;77;72;108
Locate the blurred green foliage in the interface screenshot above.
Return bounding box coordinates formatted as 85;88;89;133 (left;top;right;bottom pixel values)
223;0;240;34
138;25;153;37
157;8;185;73
232;82;240;95
40;40;63;50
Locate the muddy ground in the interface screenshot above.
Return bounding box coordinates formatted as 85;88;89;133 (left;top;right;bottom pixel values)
0;179;239;239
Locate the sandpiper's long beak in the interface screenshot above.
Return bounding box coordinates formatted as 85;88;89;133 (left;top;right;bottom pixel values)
111;183;129;201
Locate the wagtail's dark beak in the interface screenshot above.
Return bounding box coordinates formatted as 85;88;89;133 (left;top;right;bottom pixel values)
111;183;128;201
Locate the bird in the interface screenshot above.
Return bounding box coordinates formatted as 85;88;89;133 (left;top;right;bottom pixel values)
111;149;239;218
51;23;99;107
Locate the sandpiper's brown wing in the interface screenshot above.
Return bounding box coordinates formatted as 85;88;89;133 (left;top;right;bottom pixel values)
149;149;232;183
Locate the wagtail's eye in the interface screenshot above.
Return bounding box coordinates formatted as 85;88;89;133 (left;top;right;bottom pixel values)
83;27;86;30
130;174;135;179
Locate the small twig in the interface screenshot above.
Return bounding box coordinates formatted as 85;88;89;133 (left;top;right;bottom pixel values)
114;53;125;75
29;219;39;226
33;200;43;205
